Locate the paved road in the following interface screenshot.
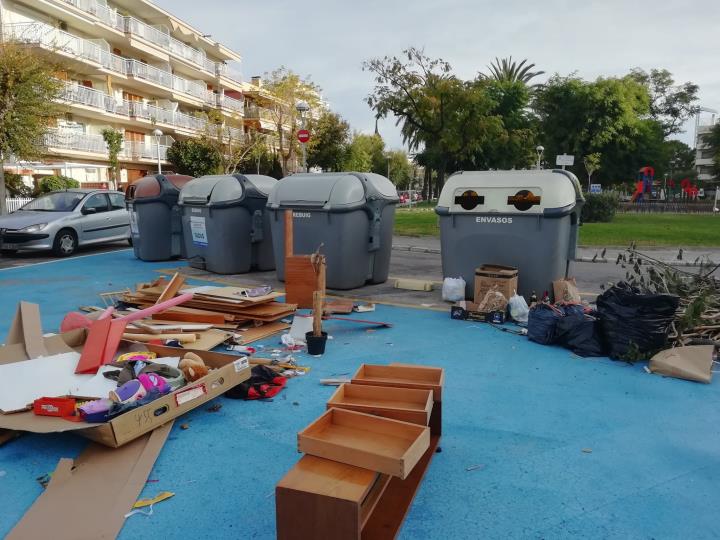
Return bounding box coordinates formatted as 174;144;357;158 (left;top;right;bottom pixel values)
1;238;714;305
0;242;132;269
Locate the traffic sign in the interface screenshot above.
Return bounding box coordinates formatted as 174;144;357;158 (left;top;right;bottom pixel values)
590;184;602;194
297;129;310;143
556;154;574;166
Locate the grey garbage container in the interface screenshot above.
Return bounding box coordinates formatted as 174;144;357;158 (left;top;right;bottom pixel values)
126;174;193;261
267;172;399;290
435;170;584;300
178;174;277;274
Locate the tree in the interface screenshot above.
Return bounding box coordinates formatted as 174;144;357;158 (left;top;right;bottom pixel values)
365;49;535;195
166;138;221;177
364;48;455;188
479;79;537;169
484;57;545;85
629;68;700;137
4;172;32;197
583;153;602;191
263;67;321;175
0;41;64;214
307;111;350;171
101;128;123;190
386;149;414;189
533;74;650;183
344;133;385;172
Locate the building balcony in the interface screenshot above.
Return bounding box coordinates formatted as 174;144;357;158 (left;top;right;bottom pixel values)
59;0;125;31
123;59;215;105
43;128;171;162
4;22;127;76
50;0;240;81
244;106;276;130
216;94;245;115
59;81;210;134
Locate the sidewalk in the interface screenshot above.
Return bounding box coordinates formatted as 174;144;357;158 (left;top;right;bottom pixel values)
393;235;720;266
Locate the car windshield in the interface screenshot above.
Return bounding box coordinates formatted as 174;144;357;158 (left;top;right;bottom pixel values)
19;192;87;212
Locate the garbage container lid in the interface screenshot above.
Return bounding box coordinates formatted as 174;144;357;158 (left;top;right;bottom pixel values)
267;172;398;210
436;170;581;215
132;174;194;199
179;174;277;206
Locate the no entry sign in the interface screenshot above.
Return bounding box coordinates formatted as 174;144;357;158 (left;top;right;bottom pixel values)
297;129;310;143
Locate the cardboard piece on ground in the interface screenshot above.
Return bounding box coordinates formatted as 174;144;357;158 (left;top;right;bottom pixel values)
324;300;354;315
236;322;290;344
195;287;282;304
0;352;87;412
649;345;714;383
6;302;48;359
184;328;232;351
553;278;581;304
6;421;173;540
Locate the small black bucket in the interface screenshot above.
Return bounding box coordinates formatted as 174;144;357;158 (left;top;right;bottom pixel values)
306;331;328;355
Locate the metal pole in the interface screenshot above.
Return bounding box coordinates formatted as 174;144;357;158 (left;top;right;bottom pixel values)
156;136;162;175
301;114;307;173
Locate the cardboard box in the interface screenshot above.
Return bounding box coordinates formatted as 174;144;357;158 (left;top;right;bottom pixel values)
0;304;251;447
474;264;518;304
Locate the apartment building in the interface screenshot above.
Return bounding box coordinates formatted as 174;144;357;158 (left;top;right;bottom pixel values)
0;0;251;187
695;114;717;183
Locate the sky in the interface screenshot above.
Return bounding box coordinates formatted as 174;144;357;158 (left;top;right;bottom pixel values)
158;0;720;151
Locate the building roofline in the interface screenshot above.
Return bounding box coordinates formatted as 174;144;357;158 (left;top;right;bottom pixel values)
112;0;243;62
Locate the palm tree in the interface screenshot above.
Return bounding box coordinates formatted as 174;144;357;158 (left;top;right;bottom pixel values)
484;57;545;85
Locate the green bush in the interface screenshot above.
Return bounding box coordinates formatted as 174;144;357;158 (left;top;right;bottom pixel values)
166;138;221;178
581;192;620;223
4;172;33;197
37;175;80;194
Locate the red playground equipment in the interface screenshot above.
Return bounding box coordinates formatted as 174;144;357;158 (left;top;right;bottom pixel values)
631;166;654;202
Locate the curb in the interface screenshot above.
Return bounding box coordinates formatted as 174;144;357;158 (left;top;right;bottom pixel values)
392;244;717;267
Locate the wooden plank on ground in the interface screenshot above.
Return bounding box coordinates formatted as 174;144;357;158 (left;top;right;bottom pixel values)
155;273;185;305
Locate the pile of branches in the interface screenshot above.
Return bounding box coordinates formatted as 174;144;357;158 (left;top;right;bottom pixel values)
613;245;720;348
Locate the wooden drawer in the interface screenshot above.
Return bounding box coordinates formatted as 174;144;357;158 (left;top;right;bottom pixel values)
351;364;444;401
298;408;430;479
276;455;391;540
327;383;433;426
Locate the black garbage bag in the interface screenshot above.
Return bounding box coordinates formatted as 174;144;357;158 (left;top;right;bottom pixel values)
596;282;679;360
554;313;606;357
528;304;564;345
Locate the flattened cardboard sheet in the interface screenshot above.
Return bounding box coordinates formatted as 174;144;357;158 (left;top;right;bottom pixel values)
6;421;173;540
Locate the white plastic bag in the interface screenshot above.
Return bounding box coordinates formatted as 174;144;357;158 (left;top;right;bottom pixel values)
442;277;466;302
508;291;529;324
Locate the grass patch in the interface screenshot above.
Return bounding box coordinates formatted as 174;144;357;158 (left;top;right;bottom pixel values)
395;209;439;236
579;213;720;247
394;209;720;247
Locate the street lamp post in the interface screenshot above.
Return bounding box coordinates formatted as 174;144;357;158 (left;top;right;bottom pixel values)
153;128;163;175
535;145;544;170
295;100;309;173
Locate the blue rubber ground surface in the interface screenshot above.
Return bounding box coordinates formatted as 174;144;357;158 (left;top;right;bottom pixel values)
0;250;718;539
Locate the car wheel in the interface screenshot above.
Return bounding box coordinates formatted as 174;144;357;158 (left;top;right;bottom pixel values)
0;249;17;255
52;229;77;257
